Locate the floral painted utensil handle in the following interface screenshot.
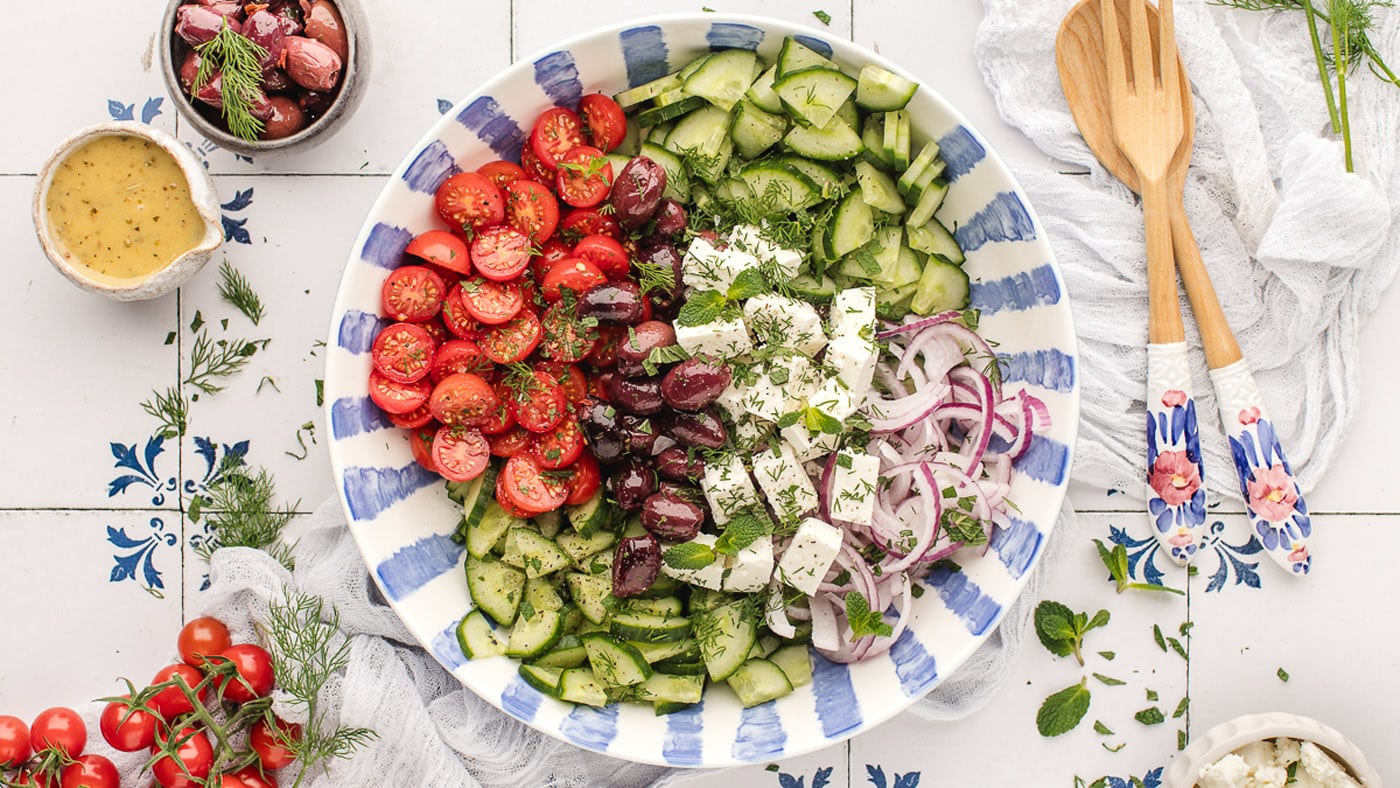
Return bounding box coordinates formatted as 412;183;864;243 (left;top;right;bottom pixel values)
1210;360;1312;575
1146;341;1208;565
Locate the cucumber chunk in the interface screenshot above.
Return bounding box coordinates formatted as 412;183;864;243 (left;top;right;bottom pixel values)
466;499;523;560
518;664;563;696
614;72;683;108
727;658;795;707
774;67;857;129
911;254;971;315
683;48;759;111
695;600;758;682
558;667;608;707
582;634;654;686
855;64;918;111
466;554;525;626
768;644;814;688
456;609;505;659
505;608;563;659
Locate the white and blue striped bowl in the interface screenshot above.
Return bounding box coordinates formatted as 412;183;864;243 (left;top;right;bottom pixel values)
324;13;1079;767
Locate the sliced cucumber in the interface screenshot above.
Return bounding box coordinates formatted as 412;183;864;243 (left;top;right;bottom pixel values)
518;664;563;696
609;611;692;644
528;638;589;669
905;218;965;264
882;109;911;169
614;72;683;108
783;112;864;161
855;64;918;111
524;575;564;612
652;657;708;676
789;273;838;303
860;115;895;171
897;140;942;194
565;571;614;625
776;36;832;77
683;48;759;112
466;554;525;626
466;499;523;560
854;160;906;214
556;529;616;567
734;161;821;213
745;64;784;114
565;489;614;538
911;254;971;315
505;608;563;660
827;190;876;258
664;105;733;184
637;672;704;704
621;596;684;618
768;644;814;688
558;667;608;707
455;609;505;659
774;67;857;129
774;155;842;200
729;100;788;160
582;634;654;686
632;638;700;664
634;95;707;127
510;529;572;578
727;658;795;707
695;600;758;682
907;178;949;227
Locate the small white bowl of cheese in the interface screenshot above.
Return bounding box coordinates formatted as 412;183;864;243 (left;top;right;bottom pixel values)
1164;712;1382;788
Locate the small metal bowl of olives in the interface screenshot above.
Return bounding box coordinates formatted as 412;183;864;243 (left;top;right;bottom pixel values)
158;0;370;156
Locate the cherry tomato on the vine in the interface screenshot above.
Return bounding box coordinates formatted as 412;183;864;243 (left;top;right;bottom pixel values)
249;717;301;771
225;766;279;788
0;715;30;766
60;754;120;788
29;707;85;758
152;727;214;788
100;697;158;752
178;616;232;667
219;644;276;704
150;663;208;720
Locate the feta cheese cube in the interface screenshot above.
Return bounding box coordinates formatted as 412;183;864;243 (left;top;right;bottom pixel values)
682;238;760;294
741;372;788;424
732;416;771;453
1272;739;1302;770
776;517;843;596
701;453;759;525
1197;755;1252;788
808;377;858;422
828;450;880;525
1300;742;1361;788
674;316;753;359
714;380;748;420
829;287;877;340
722;536;774;592
824;334;877;396
781;423;839;461
660;533;725;590
744;294;827;356
769;247;804;279
727;224;780;260
1252;766;1289;788
751;444;819;522
775;354;822;402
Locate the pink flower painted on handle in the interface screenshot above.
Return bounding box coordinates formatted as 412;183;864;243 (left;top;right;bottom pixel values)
1161;389;1187;408
1149;450;1201;506
1247;463;1300;523
1239;406;1261;425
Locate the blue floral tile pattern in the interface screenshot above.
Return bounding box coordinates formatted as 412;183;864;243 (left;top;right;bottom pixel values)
108;516;177;595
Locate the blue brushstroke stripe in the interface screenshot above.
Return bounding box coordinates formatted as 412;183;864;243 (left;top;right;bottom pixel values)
888;627;939;696
925;564;1002;636
337;309;386;353
374;532;463;602
534;51;583;110
811;652;862;738
330;396;390;440
619;26;669;87
732;703;786;762
431;621;467;671
791;35;832;57
561;704;619;752
401;139;459;195
501;675;544;723
955;191;1036;252
997;349;1076;393
360;222;412;270
662;699;705;766
342;462;440;521
1012;434;1070;485
991;515;1044;579
938;126;986;182
707;22;764;50
456;96;527;161
970;263;1062;316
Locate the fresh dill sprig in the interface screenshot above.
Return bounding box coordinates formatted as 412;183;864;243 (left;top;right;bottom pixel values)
633;257;678;297
196;466;297;571
193;21;269;141
217;260;266;326
263;592;378;788
186;331;267;395
141;385;189;439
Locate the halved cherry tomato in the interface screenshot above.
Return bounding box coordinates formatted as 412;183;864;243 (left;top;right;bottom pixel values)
220;643;276;703
538;237;573;266
381;265;447;322
428;372;498;426
440;285;480;337
61;754;120;788
540;257;606;302
499;453;570;513
586;324;626;368
405;230;472;276
459;278;524;325
559;207;620;241
178;617;231;667
369;369;432;415
476;381;517;436
563;453;602;505
494;474;540;517
152;727;213;788
536;361;588;403
572;234;629;278
408;425;439;471
539;302;599;363
530;417;584;469
588;370;613;400
488;425;533;458
520;141;554;185
419;319;450;346
432;426;490;482
579;93;627;152
434;172;505;233
469;226;532;281
430;339;488;382
555;145;613;208
387;403;434;430
371;322;435;384
505;370;567;433
477;159;527;190
480;310;543;364
0;715;30;767
149;664;207;719
530;107;585;169
505;179;559;243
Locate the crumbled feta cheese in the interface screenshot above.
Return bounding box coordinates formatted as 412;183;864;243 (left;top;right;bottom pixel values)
828;449;880;525
751;444;819;523
722;536;774;592
741;370;789;424
1236;741;1277;768
660;532;725;590
1197;754;1253;788
824;333;878;397
781;423;839;461
682;238;759;294
1272;738;1302;769
674;316;753;359
701;453;760;525
808;376;858;422
1252;765;1289;788
731;416;771;453
744;293;827;356
776;517;843;596
829;287;877;340
1300;742;1361;788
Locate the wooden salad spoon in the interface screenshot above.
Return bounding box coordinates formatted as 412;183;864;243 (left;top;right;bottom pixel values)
1056;0;1313;575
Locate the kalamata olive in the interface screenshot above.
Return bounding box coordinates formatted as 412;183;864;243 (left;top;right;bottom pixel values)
607;374;665;415
284;36;342;91
612;534;661;598
655;446;706;482
652;200;689;239
178;51;202;94
176;5;237;46
242;10;287;71
206;1;244;19
609;156;667;230
636;243;684;295
297;90;335;118
616;320;677;378
663;408;728;449
261;68;293;92
620;415;657;456
661;357;732;411
302;0;350;62
269;1;305;35
260;96;308;140
589;432;628;465
579;281;644;325
579;397;620;439
611;458;658;511
641;490;706;541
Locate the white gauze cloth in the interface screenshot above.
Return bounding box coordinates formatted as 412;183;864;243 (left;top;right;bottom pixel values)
977;0;1400;500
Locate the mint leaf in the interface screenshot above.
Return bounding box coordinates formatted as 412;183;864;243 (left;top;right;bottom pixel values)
1134;707;1165;726
1172;696;1189;718
1099;650;1116;661
1277;667;1290;682
676;289;727;327
663;542;717;570
776;411;801;429
643;343;691;376
943;510;989;547
1092;673;1125;687
715;510;771;555
1153;624;1167;652
804;406;843;435
727;268;768;301
1033;600;1077;659
1037;680;1091;737
812;9;832;25
1095;538;1184;595
844;590;893;639
1093;720;1114;736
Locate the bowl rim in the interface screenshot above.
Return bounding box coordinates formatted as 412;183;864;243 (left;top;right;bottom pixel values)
1163;712;1383;787
157;0;370;155
31;120;223;301
323;10;1080;767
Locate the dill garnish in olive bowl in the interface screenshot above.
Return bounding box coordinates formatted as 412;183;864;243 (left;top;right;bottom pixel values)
158;0;370;156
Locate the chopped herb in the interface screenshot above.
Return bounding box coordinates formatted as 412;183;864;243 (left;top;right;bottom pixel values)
1103;742;1127;753
1034;600;1110;666
1153;624;1167;652
1146;689;1159;702
1277;666;1290;682
141;385;189;439
1037;679;1091;737
1092;673;1125;687
217;260;265;325
675;289;728;327
714;509;771;555
844;590;893;639
1098;650;1116;661
1093;720;1115;736
1094;539;1184;594
1172;696;1189;718
663;542;717;570
186;331;268;395
813;10;832;24
314;379;325;407
1179;729;1188;751
1134;707;1165;726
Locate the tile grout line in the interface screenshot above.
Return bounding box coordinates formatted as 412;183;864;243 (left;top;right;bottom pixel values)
176;285;188;624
